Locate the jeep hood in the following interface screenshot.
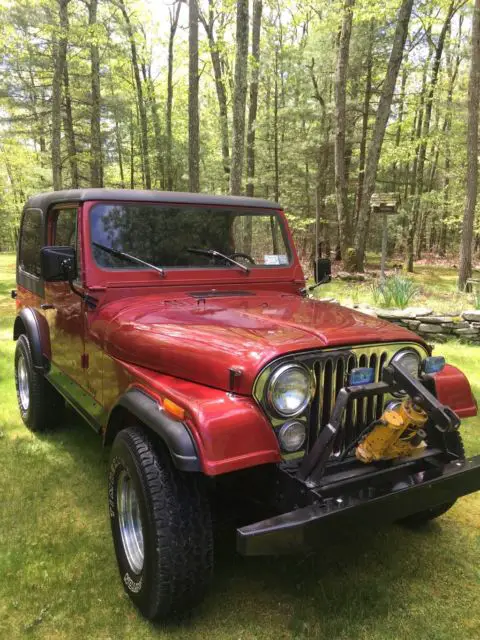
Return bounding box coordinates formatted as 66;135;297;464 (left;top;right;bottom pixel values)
93;291;423;395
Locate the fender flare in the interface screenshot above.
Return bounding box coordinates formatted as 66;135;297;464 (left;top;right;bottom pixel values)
13;308;51;373
106;388;201;472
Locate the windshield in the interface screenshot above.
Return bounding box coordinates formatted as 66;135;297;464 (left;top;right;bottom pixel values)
90;203;291;270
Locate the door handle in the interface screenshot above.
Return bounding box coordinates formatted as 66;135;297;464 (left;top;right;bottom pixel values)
41;303;55;310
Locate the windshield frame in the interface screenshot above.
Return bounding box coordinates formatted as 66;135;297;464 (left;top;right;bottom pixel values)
88;201;294;274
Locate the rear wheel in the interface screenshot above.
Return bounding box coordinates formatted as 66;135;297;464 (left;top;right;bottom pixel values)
399;431;465;527
108;427;213;619
14;334;64;432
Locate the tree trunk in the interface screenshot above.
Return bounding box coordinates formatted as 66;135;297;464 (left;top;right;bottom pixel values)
230;0;249;195
458;0;480;291
63;64;79;188
51;0;70;191
334;0;354;258
89;0;102;187
199;0;230;180
405;2;455;271
353;0;414;271
166;1;181;190
354;20;374;224
119;0;151;190
188;0;200;192
246;0;262;198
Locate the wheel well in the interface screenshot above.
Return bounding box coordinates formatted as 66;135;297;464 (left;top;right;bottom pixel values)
104;406;166;454
13;316;26;340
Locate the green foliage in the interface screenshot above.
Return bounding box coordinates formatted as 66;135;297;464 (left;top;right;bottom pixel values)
370;273;418;308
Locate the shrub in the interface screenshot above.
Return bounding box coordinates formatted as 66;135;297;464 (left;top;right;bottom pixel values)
371;274;418;309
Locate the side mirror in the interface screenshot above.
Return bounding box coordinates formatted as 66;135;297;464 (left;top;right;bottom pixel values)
314;258;332;284
40;246;76;282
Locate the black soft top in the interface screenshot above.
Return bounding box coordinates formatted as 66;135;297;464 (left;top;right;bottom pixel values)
25;189;280;213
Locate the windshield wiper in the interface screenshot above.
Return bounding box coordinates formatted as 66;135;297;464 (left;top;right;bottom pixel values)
93;242;165;277
187;247;250;273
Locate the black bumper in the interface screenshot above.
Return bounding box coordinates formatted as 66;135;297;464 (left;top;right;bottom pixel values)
237;454;480;556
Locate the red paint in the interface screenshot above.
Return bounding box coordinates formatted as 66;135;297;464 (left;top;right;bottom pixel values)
89;291;423;395
115;361;281;475
14;194;477;478
433;364;477;418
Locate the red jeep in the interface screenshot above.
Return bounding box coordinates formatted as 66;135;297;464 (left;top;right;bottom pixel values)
13;189;480;619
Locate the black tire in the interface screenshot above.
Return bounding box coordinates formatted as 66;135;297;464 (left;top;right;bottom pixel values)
14;334;64;432
108;427;213;620
399;431;465;527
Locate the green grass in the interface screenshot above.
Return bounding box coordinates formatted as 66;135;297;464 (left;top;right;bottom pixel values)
0;252;479;639
318;263;480;313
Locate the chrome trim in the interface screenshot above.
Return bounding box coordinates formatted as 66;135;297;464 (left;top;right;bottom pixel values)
17;354;30;411
253;342;429;457
278;420;307;452
265;363;315;418
117;469;144;574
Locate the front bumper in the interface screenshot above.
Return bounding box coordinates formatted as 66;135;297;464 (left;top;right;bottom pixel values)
237;360;479;556
237;454;480;555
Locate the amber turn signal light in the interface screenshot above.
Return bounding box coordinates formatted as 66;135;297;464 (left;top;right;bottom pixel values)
163;398;186;421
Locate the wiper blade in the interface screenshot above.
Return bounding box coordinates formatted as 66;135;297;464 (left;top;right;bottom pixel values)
187;247;250;273
92;242;165;277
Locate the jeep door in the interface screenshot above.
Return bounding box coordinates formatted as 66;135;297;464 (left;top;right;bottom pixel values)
43;206;86;388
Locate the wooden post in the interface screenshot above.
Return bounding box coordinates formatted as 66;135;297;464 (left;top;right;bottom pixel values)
380;211;388;281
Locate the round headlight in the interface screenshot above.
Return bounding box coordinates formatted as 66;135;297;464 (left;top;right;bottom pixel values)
391;349;421;378
267;364;313;417
278;421;307;452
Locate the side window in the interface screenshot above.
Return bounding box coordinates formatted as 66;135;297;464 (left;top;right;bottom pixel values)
51;208;81;280
19;209;43;277
53;208;77;247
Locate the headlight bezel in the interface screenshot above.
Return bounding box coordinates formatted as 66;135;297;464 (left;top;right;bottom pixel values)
390;348;422;378
266;362;315;418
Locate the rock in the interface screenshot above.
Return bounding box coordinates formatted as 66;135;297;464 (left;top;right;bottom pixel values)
418;323;445;333
471;322;480;329
441;321;470;330
453;328;480;335
336;271;368;282
376;309;410;320
428;334;449;343
418;316;452;324
407;320;421;329
401;307;433;317
318;297;336;303
461;310;480;322
358;308;377;317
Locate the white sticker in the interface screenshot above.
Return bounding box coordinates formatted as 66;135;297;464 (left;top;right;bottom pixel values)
278;255;289;265
264;255;280;265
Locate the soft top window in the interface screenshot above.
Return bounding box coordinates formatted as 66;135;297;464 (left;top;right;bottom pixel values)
90;203;291;270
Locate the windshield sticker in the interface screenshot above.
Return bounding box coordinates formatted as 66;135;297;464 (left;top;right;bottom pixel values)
264;254;288;265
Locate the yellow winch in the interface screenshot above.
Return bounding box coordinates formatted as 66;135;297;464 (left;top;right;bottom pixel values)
356;399;428;463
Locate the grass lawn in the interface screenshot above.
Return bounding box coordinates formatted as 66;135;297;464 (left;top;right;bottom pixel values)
316;261;480;313
0;252;479;640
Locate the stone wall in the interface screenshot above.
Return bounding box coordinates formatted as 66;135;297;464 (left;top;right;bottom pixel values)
319;299;480;344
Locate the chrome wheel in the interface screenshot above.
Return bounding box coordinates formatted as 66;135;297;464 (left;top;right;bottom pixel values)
117;470;144;574
17;354;30;411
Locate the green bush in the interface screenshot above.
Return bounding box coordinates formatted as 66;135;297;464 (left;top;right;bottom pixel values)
370;274;418;309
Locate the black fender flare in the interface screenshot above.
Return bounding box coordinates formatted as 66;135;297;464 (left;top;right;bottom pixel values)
13;308;51;373
106;388;201;472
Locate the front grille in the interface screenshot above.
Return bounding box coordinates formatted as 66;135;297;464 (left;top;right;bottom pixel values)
312;347;390;456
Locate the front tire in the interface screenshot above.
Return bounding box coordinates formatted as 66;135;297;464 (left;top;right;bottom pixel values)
108;427;213;619
14;334;64;432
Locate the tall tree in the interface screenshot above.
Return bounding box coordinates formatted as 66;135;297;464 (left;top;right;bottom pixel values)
458;0;480;290
166;1;181;190
118;0;151;189
51;0;70;190
188;0;200;192
246;0;263;197
199;0;231;180
405;2;457;271
353;0;414;271
88;0;102;187
230;0;249;195
334;0;355;258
